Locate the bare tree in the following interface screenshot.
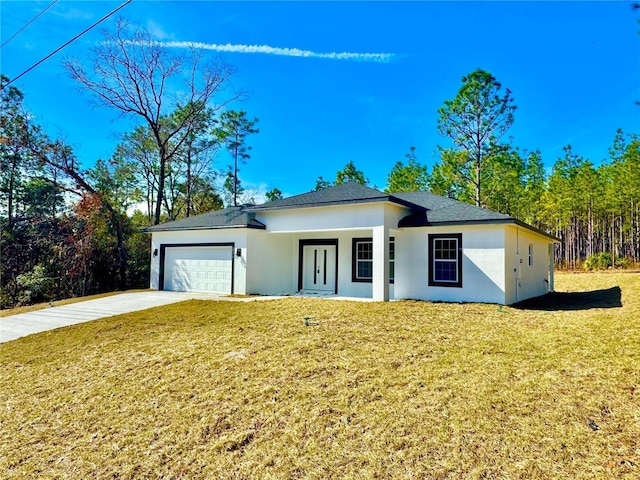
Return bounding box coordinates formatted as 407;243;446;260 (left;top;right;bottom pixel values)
64;18;235;224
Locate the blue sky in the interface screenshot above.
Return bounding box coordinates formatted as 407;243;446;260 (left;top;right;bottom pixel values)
2;1;639;198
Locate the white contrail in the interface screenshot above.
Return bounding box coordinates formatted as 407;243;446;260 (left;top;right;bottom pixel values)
148;40;394;63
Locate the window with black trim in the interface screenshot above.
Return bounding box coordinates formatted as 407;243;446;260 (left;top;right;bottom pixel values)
528;244;533;266
354;239;373;281
428;233;462;287
351;237;395;283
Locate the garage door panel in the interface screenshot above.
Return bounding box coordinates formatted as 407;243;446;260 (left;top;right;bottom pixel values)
163;246;232;294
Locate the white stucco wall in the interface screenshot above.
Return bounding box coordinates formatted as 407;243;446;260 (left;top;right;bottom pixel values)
290;229;375;298
256;202;407;233
245;230;295;295
256;202;407;300
148;206;554;304
244;228;398;299
394;225;507;304
504;226;553;304
150;229;249;294
149;225;399;299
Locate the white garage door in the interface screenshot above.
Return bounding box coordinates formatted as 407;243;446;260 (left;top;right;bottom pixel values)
163;246;232;294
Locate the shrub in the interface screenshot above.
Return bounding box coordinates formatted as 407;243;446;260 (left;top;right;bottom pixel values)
613;256;631;269
583;253;631;271
15;265;55;305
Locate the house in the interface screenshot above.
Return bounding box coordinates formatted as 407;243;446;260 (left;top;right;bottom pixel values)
145;182;558;305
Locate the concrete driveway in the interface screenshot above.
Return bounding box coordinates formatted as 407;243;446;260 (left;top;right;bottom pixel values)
0;291;236;344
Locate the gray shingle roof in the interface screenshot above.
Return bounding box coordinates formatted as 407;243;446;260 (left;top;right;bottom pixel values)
144;206;266;232
392;191;512;224
393;191;558;240
246;182;422;211
143;183;557;241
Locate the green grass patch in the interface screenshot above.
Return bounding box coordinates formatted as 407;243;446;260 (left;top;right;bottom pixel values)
1;273;639;478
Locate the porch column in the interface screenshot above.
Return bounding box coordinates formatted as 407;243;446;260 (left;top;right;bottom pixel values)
372;225;389;301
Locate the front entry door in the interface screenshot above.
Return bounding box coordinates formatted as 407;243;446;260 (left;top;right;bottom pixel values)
302;245;337;292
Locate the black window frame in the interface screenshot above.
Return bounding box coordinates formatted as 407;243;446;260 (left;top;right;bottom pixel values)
351;237;395;283
428;233;462;288
352;237;373;282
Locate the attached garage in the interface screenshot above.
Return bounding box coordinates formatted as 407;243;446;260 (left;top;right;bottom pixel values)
160;244;234;294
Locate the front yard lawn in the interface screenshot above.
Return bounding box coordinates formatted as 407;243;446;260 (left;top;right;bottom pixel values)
1;273;639;478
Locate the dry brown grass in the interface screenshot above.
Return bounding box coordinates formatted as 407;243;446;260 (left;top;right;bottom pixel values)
1;273;639;479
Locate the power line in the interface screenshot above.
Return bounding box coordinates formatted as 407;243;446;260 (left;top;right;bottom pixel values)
1;0;59;49
2;0;133;90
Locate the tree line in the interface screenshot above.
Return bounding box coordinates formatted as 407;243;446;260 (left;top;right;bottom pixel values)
1;20;638;308
314;70;638;272
316;120;639;273
384;133;640;271
393;69;640;271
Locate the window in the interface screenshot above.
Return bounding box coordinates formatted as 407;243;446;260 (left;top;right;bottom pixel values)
528;244;533;266
352;237;395;283
428;233;462;287
353;239;373;281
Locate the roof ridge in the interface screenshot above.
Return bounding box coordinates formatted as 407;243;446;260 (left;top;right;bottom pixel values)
246;181;393;211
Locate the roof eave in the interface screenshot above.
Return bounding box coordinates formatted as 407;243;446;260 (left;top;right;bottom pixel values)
246;196;426;212
142;223;266;233
401;218;559;242
512;219;561;242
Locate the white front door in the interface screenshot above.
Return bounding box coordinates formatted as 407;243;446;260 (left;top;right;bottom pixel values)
302;245;336;292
